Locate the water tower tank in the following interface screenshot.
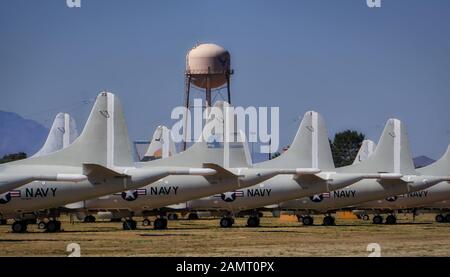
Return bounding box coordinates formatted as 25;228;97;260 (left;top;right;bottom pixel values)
186;43;231;89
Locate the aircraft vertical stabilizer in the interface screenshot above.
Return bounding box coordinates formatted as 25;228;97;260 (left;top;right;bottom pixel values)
142;125;177;161
32;113;78;157
352;140;376;165
13;92;134;168
340;119;416;175
256;111;335;171
417;144;450;176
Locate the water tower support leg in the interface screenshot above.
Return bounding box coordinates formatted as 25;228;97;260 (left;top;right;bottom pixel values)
227;74;231;104
183;75;191;150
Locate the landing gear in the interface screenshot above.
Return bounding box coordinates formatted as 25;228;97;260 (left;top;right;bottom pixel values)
435;214;445;223
38;221;47;229
362;215;370;221
322;215;335;226
122;219;137;230
188;213;199;220
12;221;27;233
142;218;151;226
153;218;168;230
0;219;7;225
83;215;96;223
372;215;383;224
220;217;234;228
247;216;260;227
301;216;314;226
385;215;397;225
45;220;61;233
445;214;450;223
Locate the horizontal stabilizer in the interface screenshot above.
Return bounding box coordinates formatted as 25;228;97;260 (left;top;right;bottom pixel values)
82;163;128;179
294;173;327;184
202;163;238;179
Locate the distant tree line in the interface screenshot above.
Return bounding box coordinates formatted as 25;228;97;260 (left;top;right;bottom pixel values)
330;130;365;167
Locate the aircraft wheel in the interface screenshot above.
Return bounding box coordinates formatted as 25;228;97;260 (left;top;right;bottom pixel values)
372;215;383;224
38;221;47;229
46;220;61;233
123;220;137;230
11;221;27;233
83;215;96;223
385;215;397;225
445;214;450;223
323;216;335;226
0;219;7;225
168;213;178;220
154;218;168;230
247;216;260;227
302;216;314;226
363;215;370;221
142;219;151;226
220;217;233;228
435;214;444;223
188;213;199;220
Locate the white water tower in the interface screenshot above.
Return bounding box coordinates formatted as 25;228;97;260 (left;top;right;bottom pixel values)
185;43;233;106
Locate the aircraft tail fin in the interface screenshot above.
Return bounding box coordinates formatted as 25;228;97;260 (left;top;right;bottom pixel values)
32;113;78;157
141;125;177;161
144;101;250;168
352;140;377;165
418;144;450;175
341;119;416;175
17;92;134;169
257;111;335;170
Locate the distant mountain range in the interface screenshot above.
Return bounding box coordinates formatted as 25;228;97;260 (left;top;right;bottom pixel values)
413;156;436;169
0;111;48;157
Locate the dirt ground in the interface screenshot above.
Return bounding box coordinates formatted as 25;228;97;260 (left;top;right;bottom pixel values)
0;213;449;257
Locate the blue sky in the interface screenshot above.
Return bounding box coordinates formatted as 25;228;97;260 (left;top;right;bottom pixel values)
1;0;449;159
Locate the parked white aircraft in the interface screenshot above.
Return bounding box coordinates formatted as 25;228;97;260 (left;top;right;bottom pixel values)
0;97;304;232
354;143;450;224
276;119;450;226
73;111;395;229
0;113;77;226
